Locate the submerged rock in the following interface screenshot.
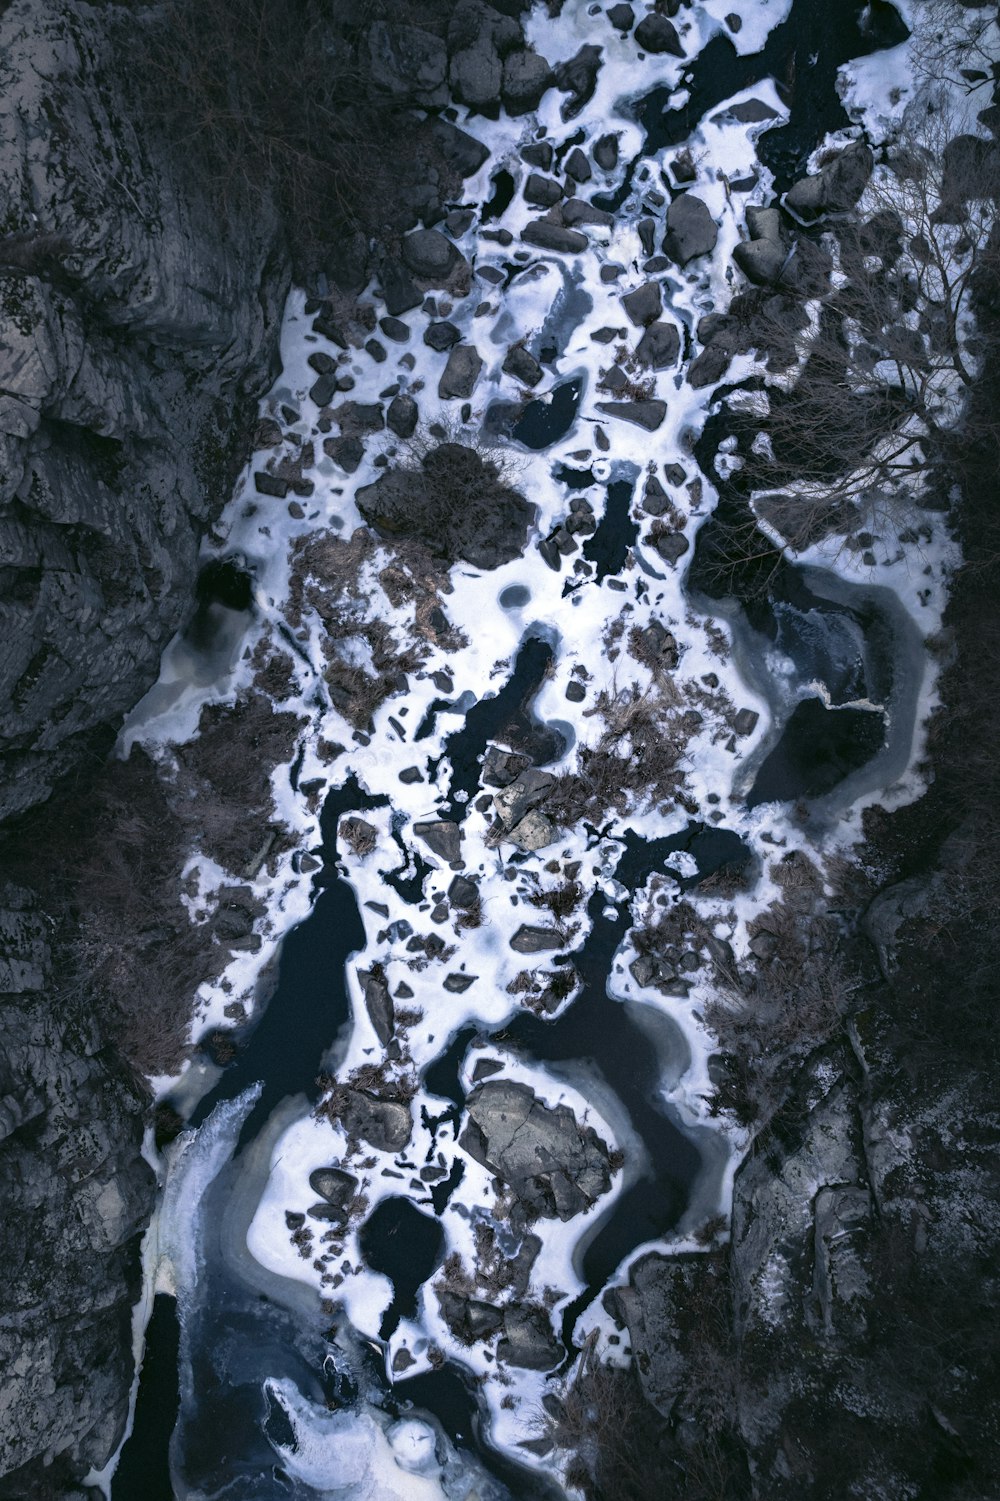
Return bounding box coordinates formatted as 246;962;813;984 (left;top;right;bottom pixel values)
460;1080;613;1220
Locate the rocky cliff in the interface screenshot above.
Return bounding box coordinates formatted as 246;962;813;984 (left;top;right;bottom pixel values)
0;0;290;824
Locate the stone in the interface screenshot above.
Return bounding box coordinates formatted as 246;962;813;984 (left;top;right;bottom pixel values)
413;820;463;864
634;13;684;54
482;747;531;787
448;874;480;909
494;768;557;826
498;1305;562;1369
508;809;557;851
444;972;477;993
606;3;634;31
734;708;759;736
643;476;669;515
524;173;563;208
255;472;289;498
745;205;782;243
621;281;662;326
521;220;589;254
554;44;603;120
564;147;592;183
460;1080;612;1220
502;50;554;114
594;133;619;170
785;141;873;222
380;262;422;317
733;238;788;286
332;401;384;435
664;193;718;265
309;1167;358;1206
687;343;732;387
560;198;614;228
361;970;395;1045
379;316;410;342
402;228;467;284
638;217;657;255
595;400;667;431
521;141;553;171
653;530;690;563
386;394;418;439
339;1091;413;1152
510;925;564;953
427;117;491;177
565;680;586;702
438;1290;505;1342
439;345;484;400
399;766;424;785
424;320;462;351
450;41;503;109
309;371;339;406
366;22;448;106
324;435;365;472
503;344;543;387
635;320;680;368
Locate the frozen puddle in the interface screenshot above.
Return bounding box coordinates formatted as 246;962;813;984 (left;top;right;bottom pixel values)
114;0;960;1494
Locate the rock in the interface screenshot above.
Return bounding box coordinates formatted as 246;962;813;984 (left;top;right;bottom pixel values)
606;2;634;31
734;707;759;736
687;343;732;387
413;820;463;864
560;198;614;228
605;1254;710;1415
437;1290;504;1341
510;925;564;953
255;472;289;498
0;3;290;825
447;874;480;909
564;147;592;183
863;876;940;979
635;320;680;368
554;44;603;120
482;746;531;787
380;262;423;317
450;40;503;110
309;1167;358;1207
745;205;782;243
379;316;410;343
634;13;684;54
521;141;553;171
503;344;543;387
0;884;155;1483
784;141;874;222
524;173;563;208
621;281;662;326
493;768;556;827
733;237;789;286
324;435;365;473
332;401;384;435
508;809;556;851
642;476;669;514
386;394;418;439
498;1305;561;1369
438;344;484;400
339;1090;412;1152
502;49;553;114
521;220;589;254
424;320;462;351
402;228;467;285
664;193;718;265
361;970;395;1045
653;530;690;564
366;22;448;106
594;133;619;170
595;400;667;431
444;972;477;993
565;680;586;702
460;1080;612;1220
427;117;491;178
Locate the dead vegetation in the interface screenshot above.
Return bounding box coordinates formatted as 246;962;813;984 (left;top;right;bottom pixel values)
546;686;686;828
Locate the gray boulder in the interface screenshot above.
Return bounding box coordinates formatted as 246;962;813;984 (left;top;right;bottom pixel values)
635;321;680;368
507;809;556;851
634;13;684;55
459;1080;613;1220
503;344;543;387
438;344;484;399
510;925;564;953
360;968;395;1045
339;1090;413;1153
502;50;553;115
309;1166;358;1207
664;193;718;265
521;220;589;254
595;400;668;431
733;237;789;286
493;768;556;827
366;22;448;106
524;173;563;208
554;44;602;120
413;819;463;864
402;228;468;286
498;1305;561;1369
450;42;503;109
427;117;491;178
386;394;418;439
437;1290;504;1341
784;141;874;222
622;281;662;326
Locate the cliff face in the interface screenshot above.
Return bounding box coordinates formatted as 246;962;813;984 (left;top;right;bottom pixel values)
0;0;290;823
0;0;290;1487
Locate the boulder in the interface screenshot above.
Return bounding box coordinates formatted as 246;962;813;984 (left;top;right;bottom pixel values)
413;820;463;864
635;320;680;368
450;41;503;110
507;809;556;851
664;193;718;265
424;320;462;351
560;198;614;228
733;237;788;286
521;220;589;254
554;44;602;119
309;1166;358;1207
427;117;491;177
564;147;592;183
510;925;564;953
460;1080;613;1220
438;344;484;399
498;1305;561;1369
493;768;556;827
366;22;448;106
653;530;690;564
524;173;563;208
607;3;634;31
437;1290;504;1341
360;969;394;1046
595;400;667;431
621;281;662;326
386;394;418;439
594;133;619;170
339;1090;413;1153
634;13;684;54
784;141;873;222
502;49;553;114
402;228;468;285
503;344;543;387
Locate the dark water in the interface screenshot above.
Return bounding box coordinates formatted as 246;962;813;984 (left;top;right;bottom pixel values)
748;698;886;806
512;377;584;450
583;478;639;583
359;1197;445;1339
112;1296;180;1501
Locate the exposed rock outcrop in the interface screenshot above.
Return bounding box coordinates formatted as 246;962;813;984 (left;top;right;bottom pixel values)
0;0;291;824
